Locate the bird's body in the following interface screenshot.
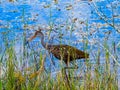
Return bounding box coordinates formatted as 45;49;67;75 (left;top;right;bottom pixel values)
47;44;89;64
28;30;89;65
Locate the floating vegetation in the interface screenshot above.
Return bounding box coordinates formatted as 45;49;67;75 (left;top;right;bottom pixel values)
66;5;73;10
54;0;58;4
43;4;51;8
9;0;15;2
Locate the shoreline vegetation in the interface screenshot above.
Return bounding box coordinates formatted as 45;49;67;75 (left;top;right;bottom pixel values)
0;43;119;90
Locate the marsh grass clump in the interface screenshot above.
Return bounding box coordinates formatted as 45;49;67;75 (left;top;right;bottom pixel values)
0;39;119;90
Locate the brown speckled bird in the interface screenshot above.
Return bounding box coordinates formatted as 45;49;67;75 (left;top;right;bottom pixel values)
27;29;89;67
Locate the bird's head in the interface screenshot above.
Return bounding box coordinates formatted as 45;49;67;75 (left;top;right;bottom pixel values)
27;28;44;42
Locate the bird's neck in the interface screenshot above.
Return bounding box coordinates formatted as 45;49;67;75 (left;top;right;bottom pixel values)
40;34;48;49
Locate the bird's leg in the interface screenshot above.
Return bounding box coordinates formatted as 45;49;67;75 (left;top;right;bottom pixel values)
66;63;71;79
64;65;79;69
64;62;79;79
62;67;70;89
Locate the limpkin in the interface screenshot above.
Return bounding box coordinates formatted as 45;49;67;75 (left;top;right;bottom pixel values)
27;29;89;68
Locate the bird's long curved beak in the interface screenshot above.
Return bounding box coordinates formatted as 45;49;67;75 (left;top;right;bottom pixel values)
25;35;36;45
28;35;36;42
26;35;36;45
